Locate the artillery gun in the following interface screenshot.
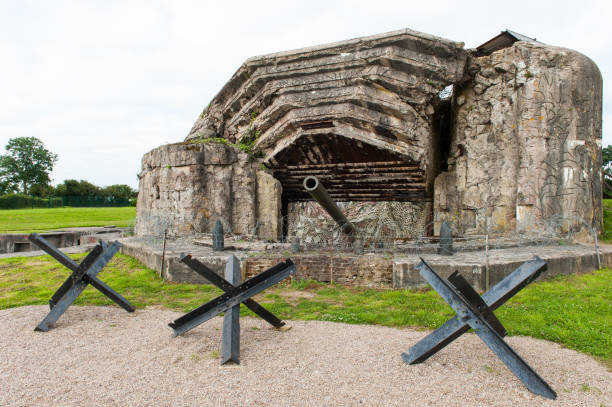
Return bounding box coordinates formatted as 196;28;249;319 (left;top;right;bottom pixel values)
302;176;359;237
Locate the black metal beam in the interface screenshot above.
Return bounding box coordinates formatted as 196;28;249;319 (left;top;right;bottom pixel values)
402;256;547;364
48;245;104;308
169;259;296;336
179;254;285;328
86;275;135;312
221;255;241;364
403;257;556;400
28;233;80;270
447;271;506;337
28;234;134;331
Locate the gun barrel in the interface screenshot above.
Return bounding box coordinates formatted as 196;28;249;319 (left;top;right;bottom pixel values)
303;176;357;235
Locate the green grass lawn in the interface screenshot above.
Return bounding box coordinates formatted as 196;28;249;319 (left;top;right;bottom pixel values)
1;253;610;366
0;207;136;233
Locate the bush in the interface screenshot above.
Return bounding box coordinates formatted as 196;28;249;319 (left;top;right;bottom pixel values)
0;194;63;209
61;195;130;207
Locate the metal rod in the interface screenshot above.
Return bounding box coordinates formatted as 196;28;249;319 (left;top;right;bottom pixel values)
594;230;601;270
330;230;334;284
160;229;167;277
485;234;490;291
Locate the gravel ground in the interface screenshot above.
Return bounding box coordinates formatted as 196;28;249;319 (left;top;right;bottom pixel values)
1;306;610;406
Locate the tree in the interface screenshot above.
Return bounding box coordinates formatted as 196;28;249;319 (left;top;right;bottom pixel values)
29;183;56;198
55;179;100;197
603;145;612;198
0;169;18;195
100;184;137;200
0;137;58;195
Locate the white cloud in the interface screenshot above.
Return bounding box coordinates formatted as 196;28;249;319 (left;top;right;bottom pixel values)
0;0;610;188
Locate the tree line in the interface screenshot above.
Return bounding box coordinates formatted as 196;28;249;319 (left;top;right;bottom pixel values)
30;179;137;201
3;136;611;202
0;137;137;201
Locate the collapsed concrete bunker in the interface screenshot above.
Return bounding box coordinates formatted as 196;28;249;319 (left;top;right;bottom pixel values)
135;28;603;247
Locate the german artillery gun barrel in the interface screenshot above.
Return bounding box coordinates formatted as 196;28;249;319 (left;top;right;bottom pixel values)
303;176;357;236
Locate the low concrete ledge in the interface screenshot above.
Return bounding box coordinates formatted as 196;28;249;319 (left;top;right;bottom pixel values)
117;237;250;284
0;227;126;254
393;244;612;290
118;236;610;290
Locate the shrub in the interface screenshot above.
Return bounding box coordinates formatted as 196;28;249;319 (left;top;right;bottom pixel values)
0;194;63;209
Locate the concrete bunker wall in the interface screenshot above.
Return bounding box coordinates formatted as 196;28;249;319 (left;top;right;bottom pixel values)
135;142;282;240
287;201;432;242
135;29;603;242
434;42;603;236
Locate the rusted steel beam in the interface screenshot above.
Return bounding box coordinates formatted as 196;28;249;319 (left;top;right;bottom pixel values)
279;160;418;168
291;189;428;195
274;165;424;173
276;173;425;181
276;165;424;172
290;187;428;194
284;190;427;198
289;197;432;202
281;181;427;188
289;191;431;202
286;189;428;195
278;174;425;182
294;191;427;200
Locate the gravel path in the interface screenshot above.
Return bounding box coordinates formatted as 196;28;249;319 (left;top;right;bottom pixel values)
1;306;609;406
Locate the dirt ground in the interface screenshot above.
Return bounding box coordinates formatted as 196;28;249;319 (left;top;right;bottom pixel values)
0;306;610;406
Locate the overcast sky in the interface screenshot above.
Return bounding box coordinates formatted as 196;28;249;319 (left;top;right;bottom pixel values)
1;0;610;189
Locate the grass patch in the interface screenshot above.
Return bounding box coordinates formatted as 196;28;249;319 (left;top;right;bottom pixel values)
0;207;136;233
0;254;610;365
0;253;223;311
495;269;611;364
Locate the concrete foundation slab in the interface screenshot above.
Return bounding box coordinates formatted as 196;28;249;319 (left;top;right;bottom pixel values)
115;236;612;290
393;244;612;291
